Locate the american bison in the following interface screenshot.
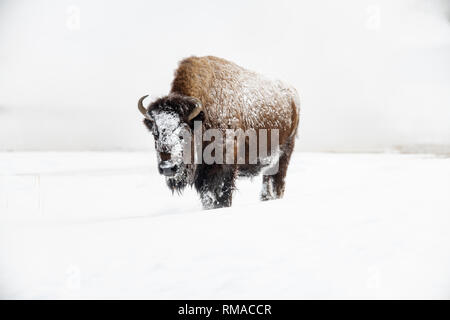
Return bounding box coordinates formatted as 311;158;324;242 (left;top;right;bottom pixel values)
138;56;300;209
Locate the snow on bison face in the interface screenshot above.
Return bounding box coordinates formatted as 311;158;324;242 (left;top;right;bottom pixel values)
139;94;203;192
147;111;186;175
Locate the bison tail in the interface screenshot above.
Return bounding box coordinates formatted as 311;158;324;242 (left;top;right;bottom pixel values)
289;90;301;139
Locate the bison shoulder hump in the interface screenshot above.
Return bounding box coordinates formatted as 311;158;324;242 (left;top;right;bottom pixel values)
170;56;216;99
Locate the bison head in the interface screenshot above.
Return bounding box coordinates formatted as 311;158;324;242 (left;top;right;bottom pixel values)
138;93;204;193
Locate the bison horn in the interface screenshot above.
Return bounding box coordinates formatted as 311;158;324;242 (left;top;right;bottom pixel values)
188;98;203;121
138;95;151;119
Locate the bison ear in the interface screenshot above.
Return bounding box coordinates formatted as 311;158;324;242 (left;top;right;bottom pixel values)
186;97;204;125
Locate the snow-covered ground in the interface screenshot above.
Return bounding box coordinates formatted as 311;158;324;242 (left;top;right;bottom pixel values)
1;151;450;299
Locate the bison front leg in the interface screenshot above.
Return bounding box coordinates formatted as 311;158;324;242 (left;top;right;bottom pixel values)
195;165;236;209
261;137;295;201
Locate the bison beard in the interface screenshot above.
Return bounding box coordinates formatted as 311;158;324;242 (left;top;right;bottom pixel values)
138;56;300;210
164;162;238;209
165;172;187;194
165;163;190;194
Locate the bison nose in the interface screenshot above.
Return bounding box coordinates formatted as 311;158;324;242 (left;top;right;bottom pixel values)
159;152;171;161
158;161;176;177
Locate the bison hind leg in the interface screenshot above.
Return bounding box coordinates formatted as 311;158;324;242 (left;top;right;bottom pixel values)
260;136;295;201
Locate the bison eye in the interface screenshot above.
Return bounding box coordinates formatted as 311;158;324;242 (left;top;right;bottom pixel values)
143;119;154;131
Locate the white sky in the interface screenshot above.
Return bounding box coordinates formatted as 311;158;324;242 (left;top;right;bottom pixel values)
0;0;449;151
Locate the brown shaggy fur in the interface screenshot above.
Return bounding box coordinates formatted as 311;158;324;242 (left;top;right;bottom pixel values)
171;56;299;143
